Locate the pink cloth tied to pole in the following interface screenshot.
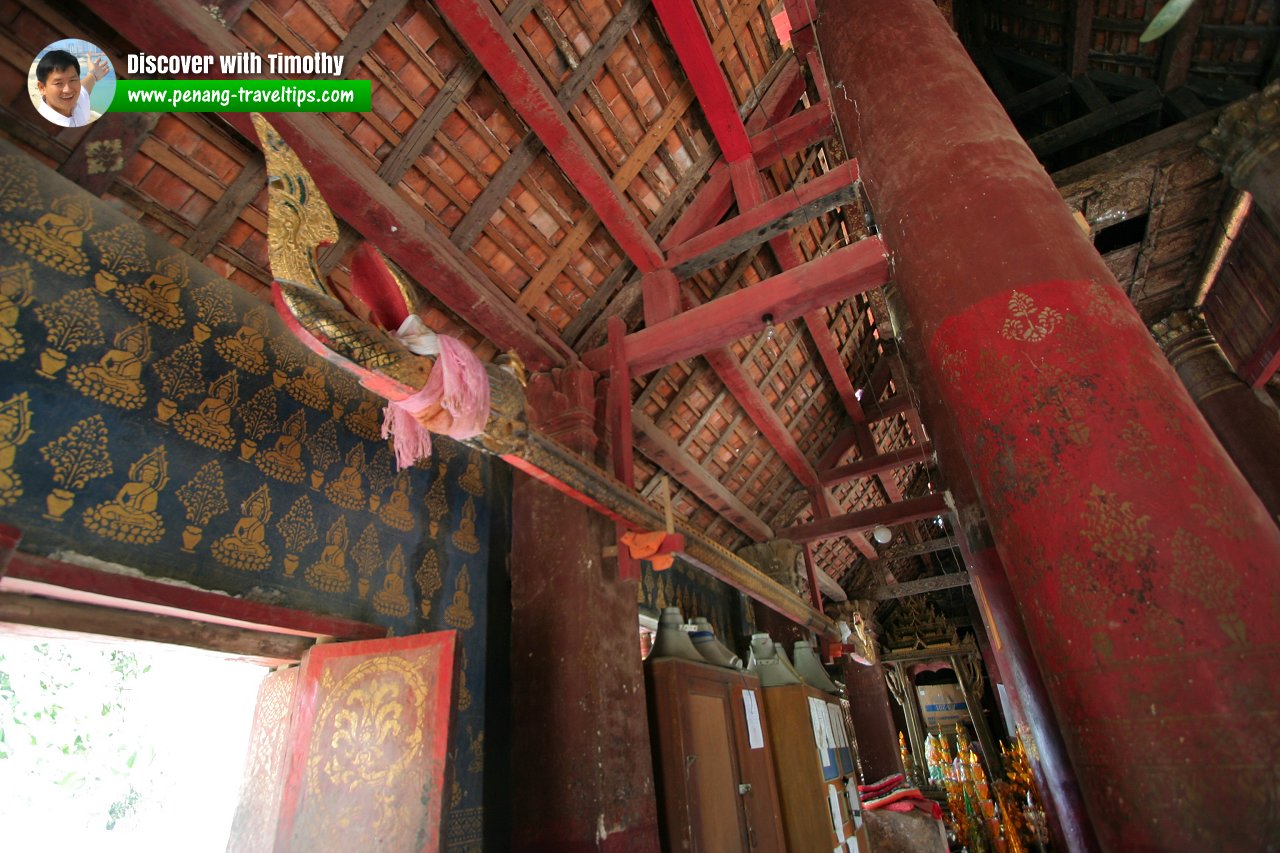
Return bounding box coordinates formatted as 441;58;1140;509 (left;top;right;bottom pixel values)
381;333;490;469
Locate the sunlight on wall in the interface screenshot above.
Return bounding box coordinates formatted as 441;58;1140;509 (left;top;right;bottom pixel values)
0;633;267;853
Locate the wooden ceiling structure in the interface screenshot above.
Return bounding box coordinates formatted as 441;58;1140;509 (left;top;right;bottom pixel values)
2;0;1277;619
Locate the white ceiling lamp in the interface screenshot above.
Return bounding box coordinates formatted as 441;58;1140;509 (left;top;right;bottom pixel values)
872;524;893;544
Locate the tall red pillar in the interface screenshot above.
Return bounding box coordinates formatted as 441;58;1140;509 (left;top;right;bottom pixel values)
509;367;660;851
816;2;1280;848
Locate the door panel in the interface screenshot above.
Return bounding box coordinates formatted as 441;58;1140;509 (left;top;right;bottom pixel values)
274;632;457;853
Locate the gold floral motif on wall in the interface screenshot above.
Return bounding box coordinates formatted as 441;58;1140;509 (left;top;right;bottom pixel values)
0;392;33;508
373;544;411;618
39;414;112;522
212;484;272;572
999;290;1062;343
307;516;351;594
366;445;394;511
276;494;318;578
66;321;151;410
173;370;238;451
306;417;341;490
83;445;168;545
89;224;147;296
43;300;122;381
153;340;205;424
175;459;229;553
325;444;366;511
215;305;271;374
238;385;279;461
190;278;235;341
1;195;93;277
257;409;308;484
444;565;474;630
352;521;382;600
450;497;481;555
425;468;448;537
415;549;443;620
1080;485;1153;563
0;262;34;361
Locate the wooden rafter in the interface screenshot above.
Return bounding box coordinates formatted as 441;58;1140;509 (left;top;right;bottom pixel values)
1068;0;1096;78
82;0;565;369
432;0;664;273
779;493;949;544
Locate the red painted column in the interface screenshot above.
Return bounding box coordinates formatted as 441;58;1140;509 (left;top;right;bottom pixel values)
816;2;1280;848
841;657;904;782
509;367;660;851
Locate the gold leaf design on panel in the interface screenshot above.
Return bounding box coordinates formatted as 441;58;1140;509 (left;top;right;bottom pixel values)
306;516;351;593
415;549;443;620
238;386;280;461
444;565;475;630
173;371;239;451
257;409;307;483
373;544;411;618
305;655;427;839
366;445;395;507
325;444;366;511
190;279;235;338
212;485;273;572
450;497;481;555
39;414;112;521
1080;485;1152;562
0;195;92;276
90;223;147;295
999;290;1062;343
0;392;34;508
66;321;151;410
1189;470;1248;542
83;446;168;545
0;262;34;361
378;471;415;532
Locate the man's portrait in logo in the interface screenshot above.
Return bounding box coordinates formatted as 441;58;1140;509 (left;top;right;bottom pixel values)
28;40;115;128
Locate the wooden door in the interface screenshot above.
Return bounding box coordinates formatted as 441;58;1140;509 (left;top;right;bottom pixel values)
683;686;749;852
229;631;457;853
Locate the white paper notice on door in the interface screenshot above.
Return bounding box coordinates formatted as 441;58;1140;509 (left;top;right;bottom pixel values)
809;697;834;750
828;784;846;842
742;689;764;749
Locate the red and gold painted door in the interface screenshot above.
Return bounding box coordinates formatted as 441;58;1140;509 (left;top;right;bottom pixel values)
230;631;457;853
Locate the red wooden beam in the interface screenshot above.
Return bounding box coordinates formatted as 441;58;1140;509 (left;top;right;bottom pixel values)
813;487;878;560
82;0;564;370
802;544;824;611
652;0;753;162
819;427;861;471
749;105;835;165
665;161;860;277
584;236;889;375
779;493;950;544
819;443;934;487
2;552;385;641
432;0;664;273
1240;317;1280;388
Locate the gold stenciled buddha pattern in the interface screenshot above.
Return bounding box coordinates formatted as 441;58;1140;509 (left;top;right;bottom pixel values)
2;141;499;853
